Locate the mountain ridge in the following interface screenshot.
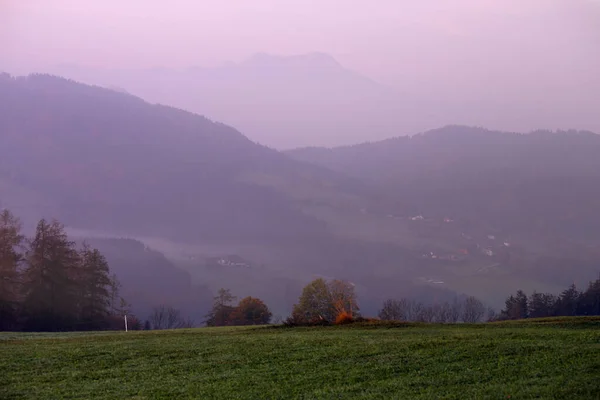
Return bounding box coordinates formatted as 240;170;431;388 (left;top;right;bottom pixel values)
0;73;368;244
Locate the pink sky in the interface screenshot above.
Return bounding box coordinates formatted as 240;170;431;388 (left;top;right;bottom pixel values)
1;0;598;86
1;0;599;146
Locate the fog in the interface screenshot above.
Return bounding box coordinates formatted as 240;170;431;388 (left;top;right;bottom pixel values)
2;2;600;331
2;0;599;147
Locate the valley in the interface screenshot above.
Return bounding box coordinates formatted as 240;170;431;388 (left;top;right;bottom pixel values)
1;73;599;322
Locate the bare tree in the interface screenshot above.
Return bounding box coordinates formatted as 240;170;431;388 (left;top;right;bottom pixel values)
420;305;437;322
437;302;452;323
486;307;497;322
412;302;427;322
448;298;462;323
463;296;485;323
378;298;414;321
149;305;190;329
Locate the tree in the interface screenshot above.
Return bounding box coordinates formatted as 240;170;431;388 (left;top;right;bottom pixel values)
230;297;272;325
529;292;557;318
78;244;112;329
500;290;529;320
448;298;463;323
378;299;408;321
417;304;437;323
555;284;580;316
108;273;121;315
290;278;335;324
328;279;359;317
205;288;237;327
486;307;497;322
462;296;485;323
149;305;189;329
21;219;80;331
0;210;24;330
577;278;600;316
515;290;529;319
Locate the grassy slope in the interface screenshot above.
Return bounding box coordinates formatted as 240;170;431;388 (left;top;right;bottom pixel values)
1;318;599;399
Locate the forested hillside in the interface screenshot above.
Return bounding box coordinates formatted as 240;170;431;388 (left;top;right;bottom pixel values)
0;73;364;243
1;74;598;314
288;125;600;240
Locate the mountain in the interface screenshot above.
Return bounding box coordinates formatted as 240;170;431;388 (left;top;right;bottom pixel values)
81;238;213;324
47;53;442;148
2;73;597;312
287;126;600;296
288;125;600;239
0;73;501;313
46;52;600;150
0;72;366;244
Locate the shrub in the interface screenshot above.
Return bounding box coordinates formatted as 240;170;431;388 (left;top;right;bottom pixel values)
335;311;354;325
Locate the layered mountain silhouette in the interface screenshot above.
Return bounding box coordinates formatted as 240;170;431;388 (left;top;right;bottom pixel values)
288;125;600;240
48;53;442;148
47;52;599;149
2;72;599;312
0;73;365;243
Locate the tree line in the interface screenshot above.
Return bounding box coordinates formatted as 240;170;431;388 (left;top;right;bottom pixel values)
4;204;597;332
497;279;600;320
378;296;493;323
202;278;361;327
0;210;130;331
204;288;273;327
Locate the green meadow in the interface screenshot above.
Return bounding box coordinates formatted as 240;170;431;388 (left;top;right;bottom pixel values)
2;318;599;399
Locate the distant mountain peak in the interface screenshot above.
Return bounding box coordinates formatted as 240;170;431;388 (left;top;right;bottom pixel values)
242;52;342;69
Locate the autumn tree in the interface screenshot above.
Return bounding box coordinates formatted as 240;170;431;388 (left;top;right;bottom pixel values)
0;210;24;330
329;279;359;317
289;278;359;325
290;278;334;324
230;296;272;325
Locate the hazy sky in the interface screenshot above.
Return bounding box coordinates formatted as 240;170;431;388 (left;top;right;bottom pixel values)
1;0;599;147
2;0;599;85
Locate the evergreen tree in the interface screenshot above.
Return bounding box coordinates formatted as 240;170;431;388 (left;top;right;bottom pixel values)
108;273;122;315
205;288;236;326
577;278;600;316
514;290;529;319
21;219;80;331
0;210;24;330
78;244;112;329
555;284;580;316
529;292;557;318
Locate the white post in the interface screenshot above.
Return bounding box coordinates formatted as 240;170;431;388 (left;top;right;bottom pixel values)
124;314;128;332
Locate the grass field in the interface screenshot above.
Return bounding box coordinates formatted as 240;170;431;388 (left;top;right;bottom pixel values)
1;318;599;399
